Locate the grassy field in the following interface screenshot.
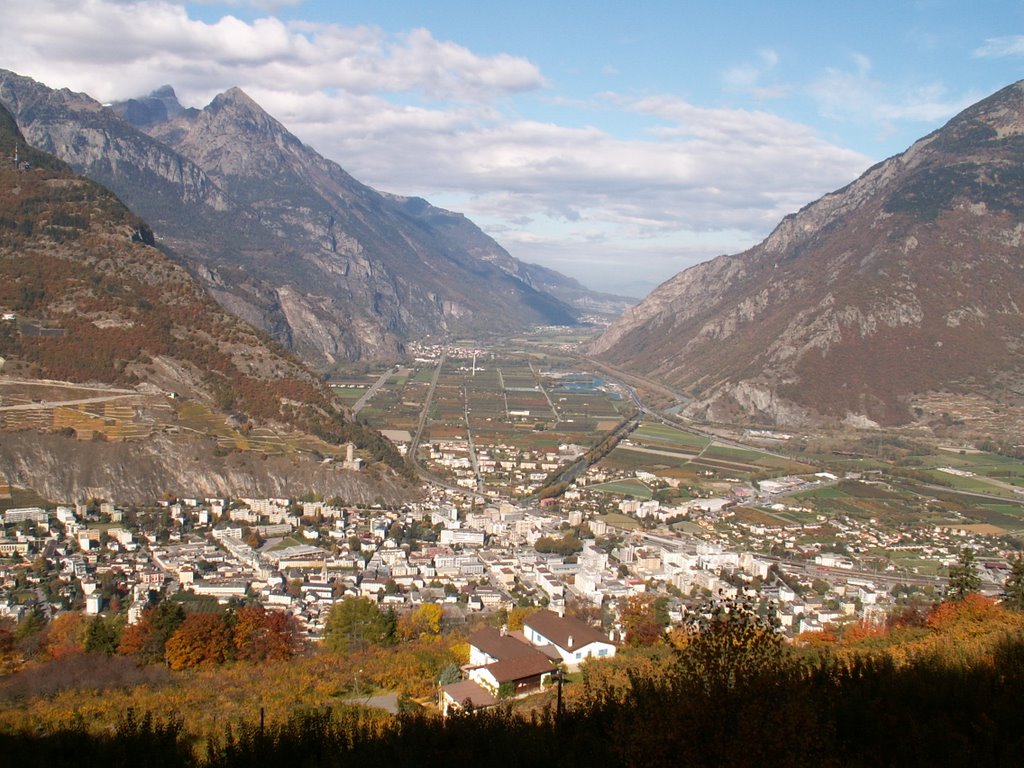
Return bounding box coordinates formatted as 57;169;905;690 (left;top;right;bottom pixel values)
595;511;641;530
632;423;710;450
589;479;653;499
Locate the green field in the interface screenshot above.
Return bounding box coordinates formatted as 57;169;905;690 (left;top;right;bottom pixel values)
589;479;653;499
595;512;641;530
632;423;710;450
923;469;1023;498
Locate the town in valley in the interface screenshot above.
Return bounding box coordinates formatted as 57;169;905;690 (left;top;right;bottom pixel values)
3;325;1021;710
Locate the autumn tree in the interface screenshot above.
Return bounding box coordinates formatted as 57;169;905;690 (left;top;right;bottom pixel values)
118;600;185;664
397;603;443;641
324;597;391;653
233;605;302;661
946;547;981;601
165;612;233;670
674;597;790;694
43;611;87;659
619;594;664;647
0;619;19;674
507;606;539;631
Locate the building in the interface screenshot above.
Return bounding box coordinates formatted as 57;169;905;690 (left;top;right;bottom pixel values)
441;626;560;717
521;609;616;671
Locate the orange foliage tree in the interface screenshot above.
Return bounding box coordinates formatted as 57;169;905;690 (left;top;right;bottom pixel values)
43;612;87;660
396;604;443;641
117;601;185;664
618;594;663;646
233;605;302;662
165;613;233;671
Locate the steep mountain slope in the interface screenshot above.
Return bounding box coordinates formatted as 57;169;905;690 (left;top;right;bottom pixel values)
0;103;410;501
0;71;589;369
591;80;1024;427
386;193;636;315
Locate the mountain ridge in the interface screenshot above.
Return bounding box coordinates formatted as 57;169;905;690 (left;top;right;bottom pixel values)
0;71;629;372
591;79;1024;429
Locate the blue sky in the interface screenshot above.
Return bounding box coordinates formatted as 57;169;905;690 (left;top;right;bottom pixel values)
2;1;1023;296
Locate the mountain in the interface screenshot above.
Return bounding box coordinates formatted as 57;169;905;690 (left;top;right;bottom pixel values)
0;72;608;370
0;102;410;502
378;192;636;315
591;81;1024;428
118;86;634;317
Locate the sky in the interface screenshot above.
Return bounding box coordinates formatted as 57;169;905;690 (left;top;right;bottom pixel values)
2;1;1023;297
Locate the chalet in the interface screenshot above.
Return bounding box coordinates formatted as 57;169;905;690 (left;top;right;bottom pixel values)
444;626;560;716
521;609;616;671
467;652;556;699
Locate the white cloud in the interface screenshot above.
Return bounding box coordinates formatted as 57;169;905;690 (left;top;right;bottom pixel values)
0;0;872;295
809;53;974;130
0;0;543;104
723;49;791;100
974;35;1024;58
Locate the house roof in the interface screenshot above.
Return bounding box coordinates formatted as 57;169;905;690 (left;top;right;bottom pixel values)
469;627;539;661
483;652;556;683
509;629;562;661
522;609;611;652
442;680;498;710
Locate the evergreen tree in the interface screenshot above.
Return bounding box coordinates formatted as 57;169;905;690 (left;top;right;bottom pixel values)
323;597;389;653
83;615;119;655
946;547;982;601
1002;555;1024;611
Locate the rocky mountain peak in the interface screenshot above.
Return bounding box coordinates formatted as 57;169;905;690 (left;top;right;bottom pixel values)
0;70;595;370
208;86;264;118
108;84;187;128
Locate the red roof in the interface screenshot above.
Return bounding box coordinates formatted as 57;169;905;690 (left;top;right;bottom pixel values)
523;609;610;652
469;627;540;661
442;680;498;709
483;653;555;683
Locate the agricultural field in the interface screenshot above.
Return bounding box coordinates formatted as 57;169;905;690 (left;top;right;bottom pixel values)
601;420;814;482
594;511;641;531
588;478;653;500
0;379;170;441
337;340;633;496
788;471;1024;540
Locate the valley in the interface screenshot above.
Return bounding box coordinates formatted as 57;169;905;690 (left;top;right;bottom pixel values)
4;5;1024;765
329;325;1024;600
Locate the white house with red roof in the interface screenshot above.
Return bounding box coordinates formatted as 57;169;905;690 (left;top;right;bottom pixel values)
521;609;616;671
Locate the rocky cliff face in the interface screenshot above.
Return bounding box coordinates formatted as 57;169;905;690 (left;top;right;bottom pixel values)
592;81;1024;427
0;432;411;505
0;71;589;369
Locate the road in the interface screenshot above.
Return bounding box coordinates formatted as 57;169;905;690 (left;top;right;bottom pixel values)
0;393;142;412
407;352;486;500
529;361;560;422
409;353;444;462
576;357;798;462
0;376;137;394
351;367;395;415
463;384;485;495
912;481;1024;505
